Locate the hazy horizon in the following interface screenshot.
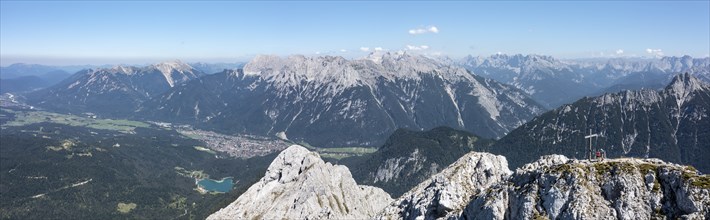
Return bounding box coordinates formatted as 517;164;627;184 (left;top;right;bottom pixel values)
2;52;710;67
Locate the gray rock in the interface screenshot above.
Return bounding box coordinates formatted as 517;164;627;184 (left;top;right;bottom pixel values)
376;151;512;219
208;146;710;220
462;157;710;220
207;145;392;220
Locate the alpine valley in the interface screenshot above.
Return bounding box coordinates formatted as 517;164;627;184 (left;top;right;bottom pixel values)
4;1;710;219
2;53;709;220
21;52;548;147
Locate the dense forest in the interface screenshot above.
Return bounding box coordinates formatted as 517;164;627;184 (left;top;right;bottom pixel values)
0;119;276;219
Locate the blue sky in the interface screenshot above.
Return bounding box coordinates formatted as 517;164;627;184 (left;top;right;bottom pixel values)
1;1;709;65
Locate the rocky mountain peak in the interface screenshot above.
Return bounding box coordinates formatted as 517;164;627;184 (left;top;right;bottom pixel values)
88;60;200;81
241;53;474;95
667;73;707;93
149;60;200;87
376;151;511;219
470;53;561;68
263;145;322;184
101;65;139;75
463;157;710;219
665;73;708;106
26;60;205;116
208;145;710;219
364;51;411;63
207;145;392;220
242;54;363;94
372;51;463;79
151;59;192;72
648;56;709;73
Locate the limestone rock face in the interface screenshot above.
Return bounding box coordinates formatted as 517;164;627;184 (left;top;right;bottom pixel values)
208;145;709;220
462;156;710;220
376;152;512;219
376;153;709;220
207;145;392;220
143;53;544;148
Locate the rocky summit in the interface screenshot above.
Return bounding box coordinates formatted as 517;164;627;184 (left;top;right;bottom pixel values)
208;145;710;219
375;154;709;220
340;126;494;198
376;152;512;219
208;147;709;220
207;145;392;220
462;156;710;220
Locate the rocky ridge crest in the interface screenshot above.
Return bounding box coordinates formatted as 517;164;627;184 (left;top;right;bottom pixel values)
207;145;392;219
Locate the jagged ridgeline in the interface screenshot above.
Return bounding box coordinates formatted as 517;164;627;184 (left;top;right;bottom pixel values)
139;53;544;147
458;156;710;219
339;126;493;197
208;145;710;219
491;73;710;173
25;61;204;116
382;155;710;219
24;53;544;148
460;54;710;109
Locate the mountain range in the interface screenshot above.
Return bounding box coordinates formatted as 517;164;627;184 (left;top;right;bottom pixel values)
0;62;243;94
335;73;710;201
491;73;710;173
0;64;76;93
0;73;69;94
0;63;79;80
3;99;708;219
3;53;710;220
138;53;544;147
26;61;205;116
187;62;245;75
460;54;710;108
16;53;710;151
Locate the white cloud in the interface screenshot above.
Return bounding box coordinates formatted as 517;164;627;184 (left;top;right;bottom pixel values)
315;51;321;55
615;49;624;55
406;45;430;51
408;26;439;35
496;51;502;55
360;47;370;52
374;47;383;51
340;49;347;53
646;48;664;57
428;26;439;33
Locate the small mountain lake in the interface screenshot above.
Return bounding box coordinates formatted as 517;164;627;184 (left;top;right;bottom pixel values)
197;177;234;193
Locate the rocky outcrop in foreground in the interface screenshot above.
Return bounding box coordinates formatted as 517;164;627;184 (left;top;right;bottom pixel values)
377;154;709;220
209;145;709;220
462;156;710;220
376;152;512;219
207;145;392;219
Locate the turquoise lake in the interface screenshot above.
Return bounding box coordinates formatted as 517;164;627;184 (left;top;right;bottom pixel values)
197;177;234;193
